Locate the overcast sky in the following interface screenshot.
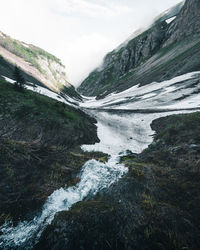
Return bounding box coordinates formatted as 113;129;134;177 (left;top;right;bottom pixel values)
0;0;182;86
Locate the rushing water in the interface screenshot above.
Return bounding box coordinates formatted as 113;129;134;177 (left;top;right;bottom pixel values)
0;109;194;249
0;155;127;249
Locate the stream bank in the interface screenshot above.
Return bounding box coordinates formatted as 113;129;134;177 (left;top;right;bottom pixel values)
1;80;199;249
0;79;102;226
37;112;200;250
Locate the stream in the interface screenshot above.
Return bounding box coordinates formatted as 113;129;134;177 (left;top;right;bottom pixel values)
0;109;194;249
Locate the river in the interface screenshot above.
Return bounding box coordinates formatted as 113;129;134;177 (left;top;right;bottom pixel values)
0;108;195;249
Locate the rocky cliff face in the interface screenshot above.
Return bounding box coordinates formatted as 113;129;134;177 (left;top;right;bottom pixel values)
164;0;200;47
78;0;200;98
0;31;80;99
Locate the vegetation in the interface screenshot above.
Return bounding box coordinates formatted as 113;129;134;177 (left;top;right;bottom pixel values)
0;78;99;148
0;33;63;73
151;112;200;144
0;78;101;224
0;78;88;140
13;66;26;91
38;112;200;250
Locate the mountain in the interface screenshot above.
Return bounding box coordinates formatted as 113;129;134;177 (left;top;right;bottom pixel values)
78;0;200;98
0;31;81;100
0;77;101;226
80;72;200;111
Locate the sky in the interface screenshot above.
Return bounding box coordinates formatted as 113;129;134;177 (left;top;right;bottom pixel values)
0;0;182;87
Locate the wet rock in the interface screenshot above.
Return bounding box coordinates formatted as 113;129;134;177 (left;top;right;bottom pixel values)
189;144;199;149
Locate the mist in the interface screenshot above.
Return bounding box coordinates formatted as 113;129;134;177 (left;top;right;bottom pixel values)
0;0;182;87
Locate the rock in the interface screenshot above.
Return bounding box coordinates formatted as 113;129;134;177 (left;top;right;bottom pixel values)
78;0;200;98
61;166;73;173
189;144;199;149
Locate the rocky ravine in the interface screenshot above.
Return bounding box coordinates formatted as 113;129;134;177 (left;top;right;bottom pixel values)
78;0;200;98
37;112;200;250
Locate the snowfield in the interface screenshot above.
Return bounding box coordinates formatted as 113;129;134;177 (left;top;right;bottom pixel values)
3;71;200;112
1;76;79;108
80;71;200;111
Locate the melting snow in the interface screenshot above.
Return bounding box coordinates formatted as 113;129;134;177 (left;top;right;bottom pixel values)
1;71;200;249
1;75;79;108
80;71;200;111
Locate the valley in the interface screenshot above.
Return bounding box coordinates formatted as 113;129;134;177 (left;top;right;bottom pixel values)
0;73;199;249
0;0;200;249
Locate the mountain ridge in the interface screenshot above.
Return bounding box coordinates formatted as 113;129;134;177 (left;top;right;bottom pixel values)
78;0;200;98
0;31;81;100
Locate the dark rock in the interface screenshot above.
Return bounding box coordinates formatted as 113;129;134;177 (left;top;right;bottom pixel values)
78;0;200;98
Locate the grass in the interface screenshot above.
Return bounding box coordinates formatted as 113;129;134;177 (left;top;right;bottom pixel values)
0;78;79;122
0;34;63;74
0;79;101;224
0;78;99;148
153;112;200;144
0;33;74;94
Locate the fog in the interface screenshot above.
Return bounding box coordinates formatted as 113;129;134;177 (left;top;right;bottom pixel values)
0;0;182;87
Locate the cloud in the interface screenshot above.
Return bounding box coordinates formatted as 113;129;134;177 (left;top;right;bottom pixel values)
50;0;132;18
0;0;183;87
62;33;117;85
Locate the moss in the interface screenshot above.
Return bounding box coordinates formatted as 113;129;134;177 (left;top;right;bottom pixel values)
152;112;200;145
141;193;156;211
129;166;145;179
120;155;140;163
98;156;108;163
144;226;187;250
71;200;110;213
0;213;12;227
0;79;100;223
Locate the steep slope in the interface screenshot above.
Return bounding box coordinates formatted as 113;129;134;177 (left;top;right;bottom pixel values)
0;77;100;225
78;0;200;98
80;72;200;111
0;31;80;99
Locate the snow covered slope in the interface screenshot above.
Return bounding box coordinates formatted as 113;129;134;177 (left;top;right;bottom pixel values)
80;71;200;111
2;75;80;107
78;0;200;98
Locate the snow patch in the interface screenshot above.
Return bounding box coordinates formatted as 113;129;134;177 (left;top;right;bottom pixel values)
166;16;176;24
80;71;200;111
1;75;79;107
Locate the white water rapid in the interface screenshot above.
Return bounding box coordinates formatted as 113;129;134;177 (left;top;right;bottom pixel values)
0;109;196;249
0;154;127;249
